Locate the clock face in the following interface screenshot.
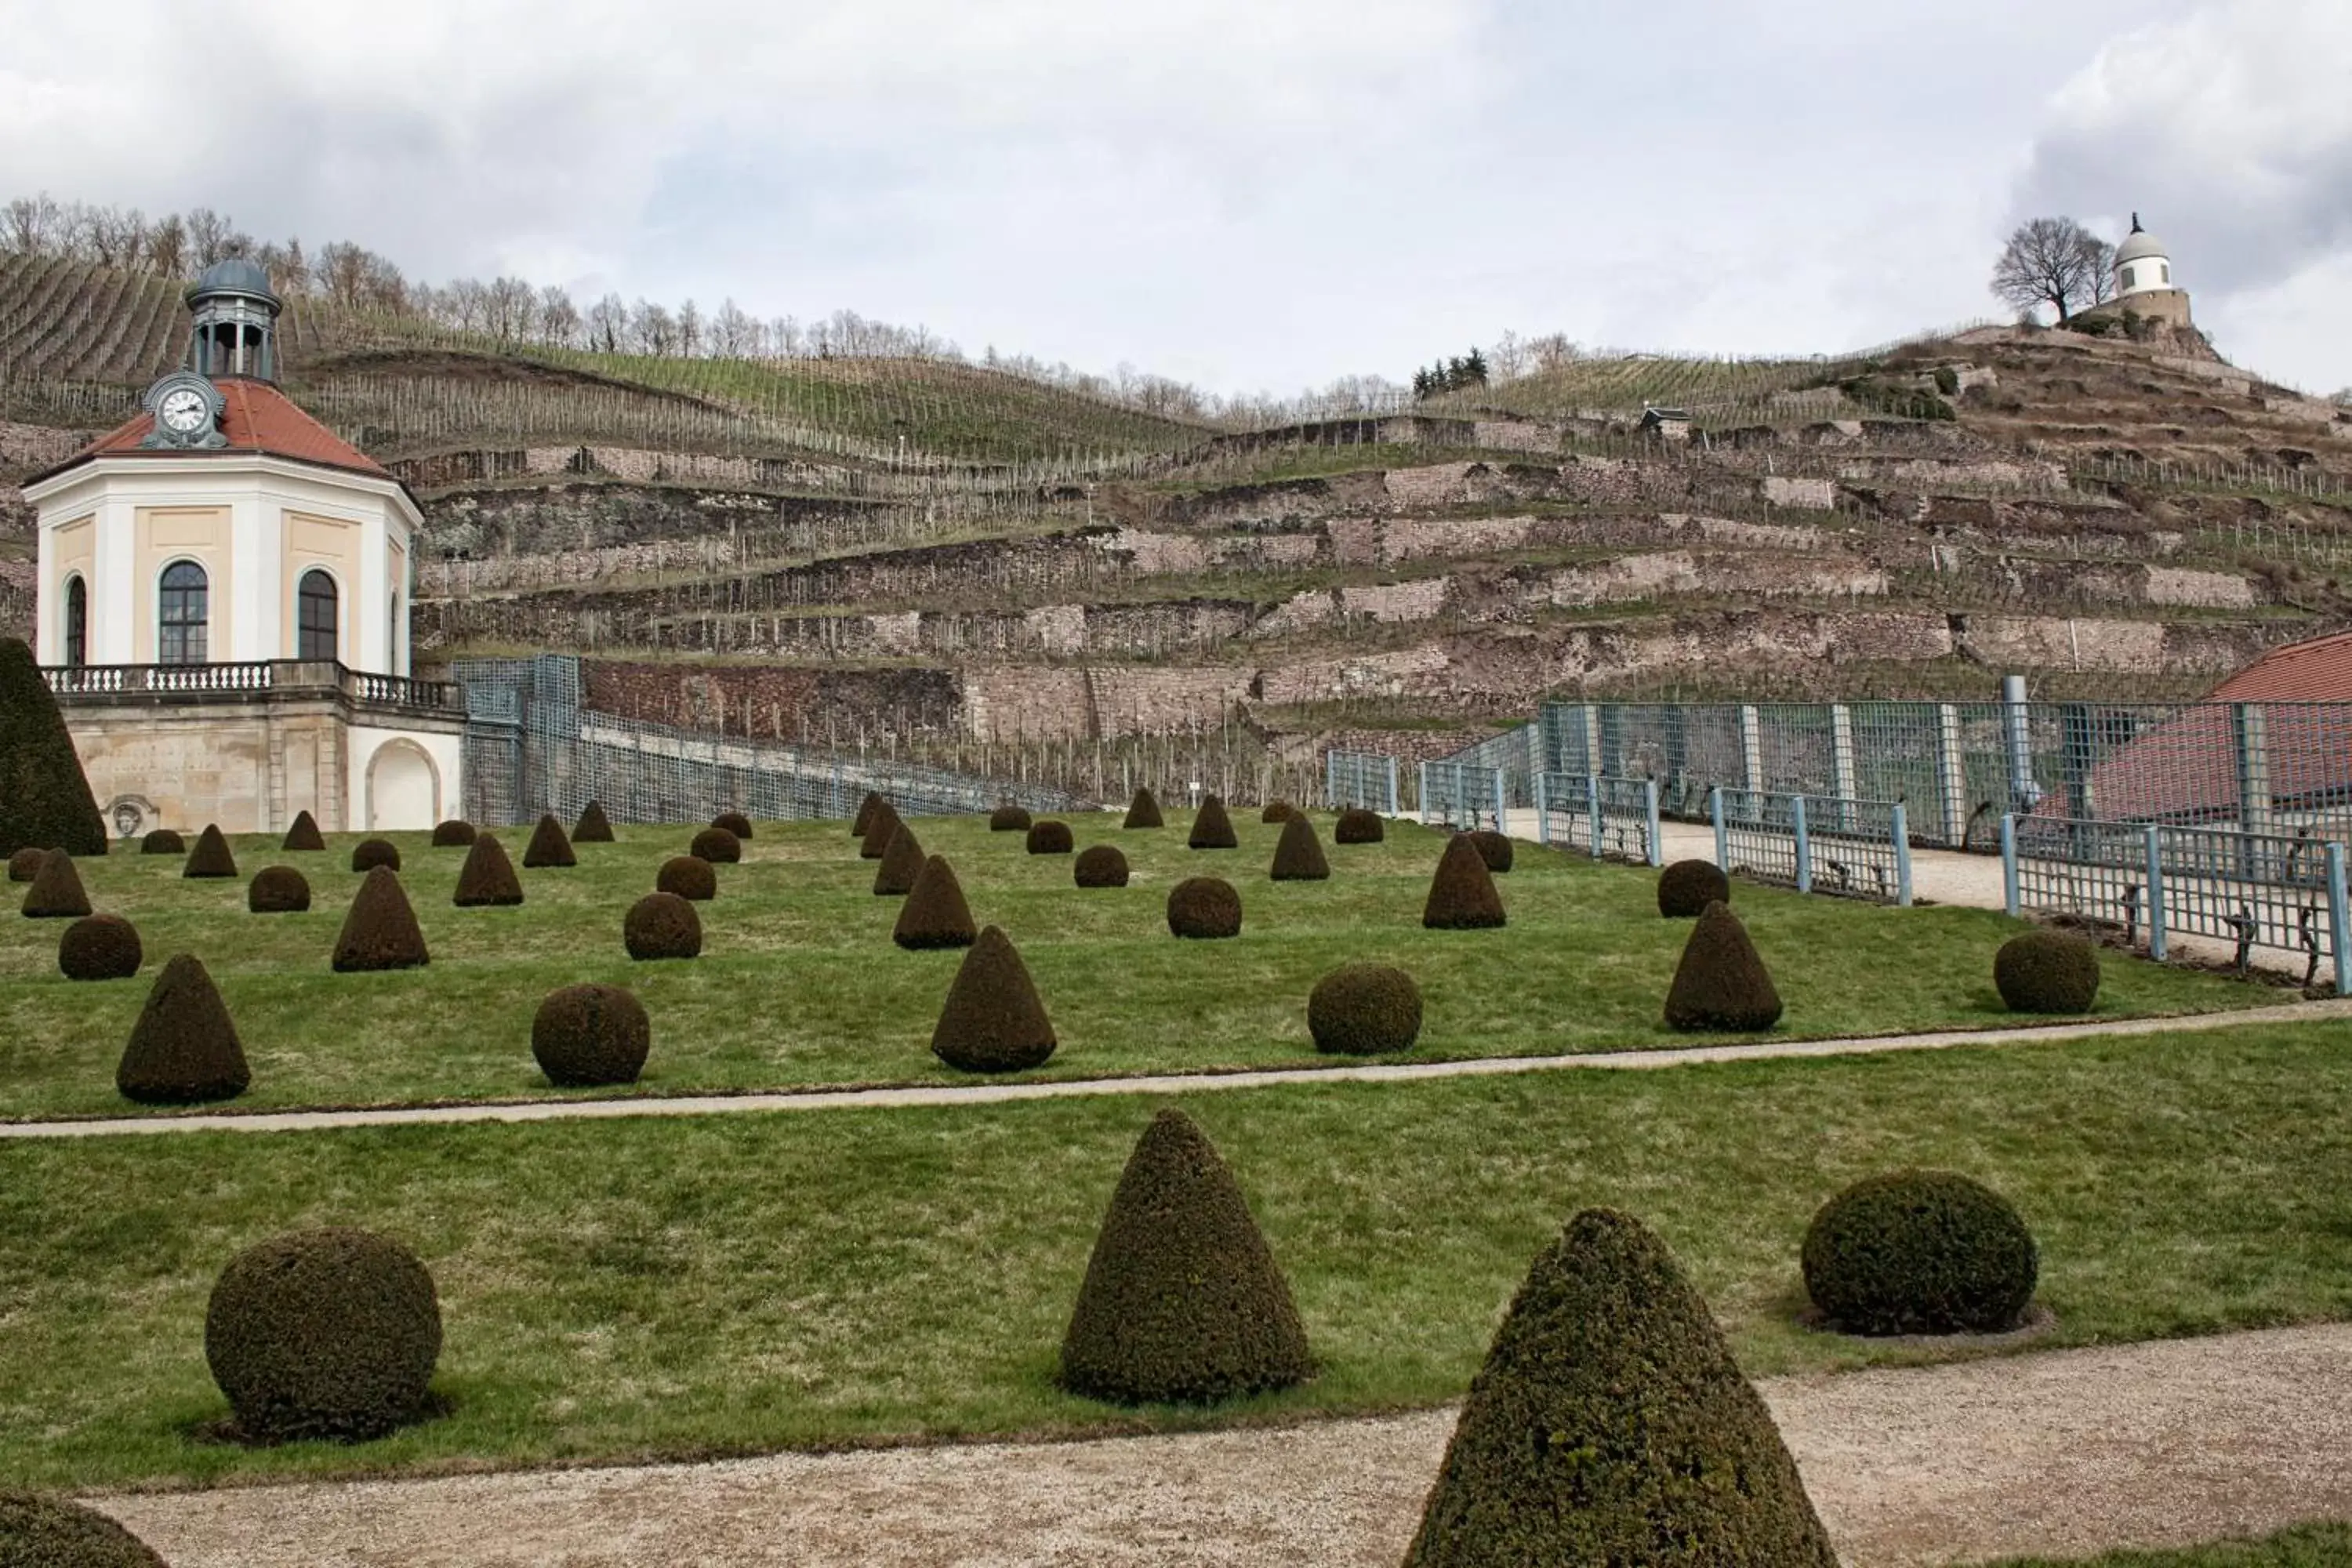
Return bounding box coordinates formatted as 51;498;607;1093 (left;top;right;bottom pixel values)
159;387;211;434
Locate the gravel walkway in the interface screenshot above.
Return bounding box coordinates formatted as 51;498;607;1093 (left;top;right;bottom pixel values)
97;1323;2352;1567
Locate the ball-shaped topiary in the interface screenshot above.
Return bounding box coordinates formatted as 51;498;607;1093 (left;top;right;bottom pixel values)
1269;815;1330;882
931;925;1056;1073
689;826;742;865
140;828;186;856
452;834;523;908
1657;858;1730;918
183;824;238;879
1422;836;1504;930
1187;796;1238;850
894;855;977;949
4;847;40;883
711;810;753;840
531;983;652;1087
656;854;717;902
624;891;702;960
1167;876;1242;938
20;849;90;918
1307;964;1422;1054
1123;787;1163;829
988;804;1033;833
873;822;925;895
572;800;615;844
1074;844;1129;888
58;914;143;982
204;1227;442;1443
430;818;477;848
350;837;401;874
0;1492;168;1567
281;809;325;852
1334;807;1385;845
1994;929;2101;1014
1802;1171;2039;1336
1025;819;1074;855
247;865;313;913
1468;829;1513;873
331;866;430;972
521;813;575;869
1260;800;1295;824
117;953;249;1104
1662;901;1780;1032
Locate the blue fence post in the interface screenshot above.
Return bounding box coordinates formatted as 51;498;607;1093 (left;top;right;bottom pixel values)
1643;779;1663;866
1385;756;1399;816
1711;786;1728;871
1586;775;1602;861
2328;843;2350;998
1492;768;1509;835
2001;813;2020;916
1792;795;1812;894
1323;751;1336;810
1419;761;1432;826
2144;823;2168;963
1892;801;1914;907
1534;773;1552;846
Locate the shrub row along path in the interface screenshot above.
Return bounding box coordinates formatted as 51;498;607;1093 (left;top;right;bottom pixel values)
98;1322;2352;1567
5;996;2343;1140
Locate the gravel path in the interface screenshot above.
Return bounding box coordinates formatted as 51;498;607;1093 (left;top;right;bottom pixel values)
97;1323;2352;1567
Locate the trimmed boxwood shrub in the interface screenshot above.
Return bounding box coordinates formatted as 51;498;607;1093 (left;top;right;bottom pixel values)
894;855;977;949
183;824;238;879
331;866;430;972
1994;929;2101;1013
4;847;39;883
1468;829;1513;873
1025;819;1074;855
624;891;702;960
1074;844;1129;888
350;837;401;874
1260;800;1295;824
281;809;325;851
572;800;615;843
1123;787;1163;829
1187;795;1238;850
1307;964;1421;1054
247;865;313;913
430;818;477;848
532;983;652;1087
1334;807;1385;844
1167;876;1242;938
140;828;185;856
452;835;523;907
1403;1209;1838;1566
860;802;902;860
989;804;1033;833
852;791;886;837
712;810;753;840
204;1227;441;1443
116;953;249;1104
1657;858;1730;918
930;925;1056;1072
689;826;742;865
1802;1171;2039;1336
59;913;143;981
1423;836;1504;930
657;854;717;902
1058;1108;1313;1406
20;849;90;918
874;822;925;895
1269;815;1329;881
0;1492;168;1566
1663;901;1780;1031
0;637;107;859
522;813;575;869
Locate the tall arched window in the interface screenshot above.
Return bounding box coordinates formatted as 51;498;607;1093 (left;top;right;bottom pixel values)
64;575;88;668
158;561;209;665
297;569;339;661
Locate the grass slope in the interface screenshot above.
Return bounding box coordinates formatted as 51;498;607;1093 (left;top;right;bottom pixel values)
1984;1525;2352;1566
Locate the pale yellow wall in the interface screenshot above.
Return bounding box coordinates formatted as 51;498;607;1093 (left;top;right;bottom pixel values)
132;506;232;663
284;510;361;661
51;514;95;654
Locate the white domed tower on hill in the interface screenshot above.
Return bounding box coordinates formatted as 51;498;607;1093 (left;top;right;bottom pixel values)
2078;212;2194;331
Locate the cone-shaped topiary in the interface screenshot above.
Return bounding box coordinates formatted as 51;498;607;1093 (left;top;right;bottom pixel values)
0;637;106;859
452;835;523;907
522;813;575;868
205;1227;441;1443
572;800;615;843
1269;815;1330;881
1663;901;1781;1032
1188;796;1238;850
1334;807;1385;844
1308;964;1421;1054
532;983;652;1087
59;914;143;981
247;866;312;913
1025;819;1074;855
116;953;249;1104
430;818;477;848
1422;836;1504;930
281;809;325;851
1261;800;1296;824
4;848;38;883
860;802;902;859
1074;844;1129;888
1058;1108;1313;1405
350;837;401;874
1123;787;1164;829
989;804;1033;833
712;809;753;840
1658;858;1730;918
624;891;702;960
1403;1208;1838;1567
874;821;925;895
332;866;429;972
657;854;717;901
140;828;185;856
930;925;1056;1072
183;824;238;879
1802;1170;2039;1337
852;790;885;837
0;1492;168;1567
1468;829;1513;873
689;826;741;865
895;855;977;949
1994;929;2101;1014
1167;876;1242;938
20;849;90;918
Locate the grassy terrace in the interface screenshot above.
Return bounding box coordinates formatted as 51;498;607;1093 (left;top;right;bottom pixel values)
1991;1526;2352;1566
3;1024;2350;1488
0;815;2271;1120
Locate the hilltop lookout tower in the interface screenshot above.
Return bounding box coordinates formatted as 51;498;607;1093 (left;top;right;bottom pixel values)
2079;213;2193;331
22;258;465;839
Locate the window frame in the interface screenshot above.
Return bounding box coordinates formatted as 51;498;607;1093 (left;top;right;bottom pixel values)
63;573;88;668
296;568;340;662
157;558;210;666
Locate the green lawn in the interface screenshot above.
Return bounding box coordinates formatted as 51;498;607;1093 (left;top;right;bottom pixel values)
0;815;2274;1120
1985;1525;2352;1566
3;1023;2350;1489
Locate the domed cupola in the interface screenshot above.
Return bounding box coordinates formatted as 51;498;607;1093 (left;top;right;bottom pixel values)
186;257;282;381
2114;214;2173;299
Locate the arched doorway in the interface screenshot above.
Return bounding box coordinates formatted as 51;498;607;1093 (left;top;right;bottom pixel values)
366;740;440;830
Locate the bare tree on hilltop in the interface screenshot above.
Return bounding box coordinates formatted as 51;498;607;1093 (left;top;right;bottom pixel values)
1992;217;2117;324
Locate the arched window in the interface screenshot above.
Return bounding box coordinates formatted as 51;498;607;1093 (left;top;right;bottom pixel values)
64;575;88;668
158;561;209;665
297;569;339;661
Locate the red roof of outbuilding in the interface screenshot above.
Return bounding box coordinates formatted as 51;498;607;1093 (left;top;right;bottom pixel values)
2209;628;2352;703
40;379;387;482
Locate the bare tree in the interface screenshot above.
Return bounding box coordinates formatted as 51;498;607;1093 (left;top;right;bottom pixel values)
1991;217;2114;323
537;285;580;347
2;192;62;254
145;214;186;278
586;292;627;353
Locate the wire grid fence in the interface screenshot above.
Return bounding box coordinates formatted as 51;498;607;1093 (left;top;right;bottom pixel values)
1323;750;1399;815
1420;761;1508;831
1714;788;1911;904
1535;773;1664;866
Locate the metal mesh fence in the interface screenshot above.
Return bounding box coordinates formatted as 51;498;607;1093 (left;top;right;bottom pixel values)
1420;762;1507;830
1535;773;1662;866
1715;788;1911;903
1323;751;1400;814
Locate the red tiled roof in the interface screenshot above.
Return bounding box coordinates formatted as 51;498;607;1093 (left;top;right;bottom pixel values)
45;379;387;481
2209;628;2352;703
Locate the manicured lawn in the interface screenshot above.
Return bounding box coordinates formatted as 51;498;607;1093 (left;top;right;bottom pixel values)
1984;1524;2352;1565
0;813;2274;1120
3;1023;2349;1489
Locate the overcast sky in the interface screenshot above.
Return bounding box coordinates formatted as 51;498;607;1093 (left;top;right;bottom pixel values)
2;0;2345;397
